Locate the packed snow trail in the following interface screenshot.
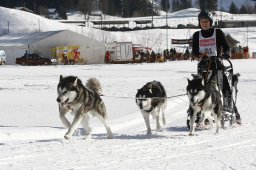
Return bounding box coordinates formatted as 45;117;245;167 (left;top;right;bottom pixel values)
0;60;256;169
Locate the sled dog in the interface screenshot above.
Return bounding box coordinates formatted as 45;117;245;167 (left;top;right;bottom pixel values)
56;75;113;140
136;81;167;135
187;77;223;136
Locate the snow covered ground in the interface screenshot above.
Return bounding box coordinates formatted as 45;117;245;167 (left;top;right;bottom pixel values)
0;59;256;169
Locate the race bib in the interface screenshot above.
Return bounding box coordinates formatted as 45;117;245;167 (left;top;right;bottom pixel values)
199;29;217;56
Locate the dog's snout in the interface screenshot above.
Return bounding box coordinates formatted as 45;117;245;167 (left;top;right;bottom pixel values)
56;98;61;103
139;102;143;109
191;98;198;106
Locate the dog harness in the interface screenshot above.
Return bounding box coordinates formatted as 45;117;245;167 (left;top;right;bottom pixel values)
144;106;153;112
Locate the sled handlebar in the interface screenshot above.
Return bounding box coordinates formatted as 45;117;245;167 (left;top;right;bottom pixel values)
221;58;233;72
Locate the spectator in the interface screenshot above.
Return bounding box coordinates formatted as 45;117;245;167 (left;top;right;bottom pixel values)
151;50;156;62
170;48;174;55
173;48;176;55
62;53;69;65
243;46;249;58
105;51;111;63
184;47;190;60
24;50;28;57
185;48;190;55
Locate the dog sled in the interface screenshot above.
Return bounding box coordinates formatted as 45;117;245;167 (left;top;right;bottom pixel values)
186;56;241;129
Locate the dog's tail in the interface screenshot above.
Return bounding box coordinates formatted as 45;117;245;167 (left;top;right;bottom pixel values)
86;78;103;95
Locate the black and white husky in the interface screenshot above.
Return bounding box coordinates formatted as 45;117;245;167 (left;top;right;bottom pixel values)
136;81;167;135
56;75;113;140
187;78;223;136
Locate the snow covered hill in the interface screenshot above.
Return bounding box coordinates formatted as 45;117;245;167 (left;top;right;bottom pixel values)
0;59;256;169
1;6;256;53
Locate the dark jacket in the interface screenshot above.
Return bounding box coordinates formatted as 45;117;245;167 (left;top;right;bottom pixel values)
192;28;230;57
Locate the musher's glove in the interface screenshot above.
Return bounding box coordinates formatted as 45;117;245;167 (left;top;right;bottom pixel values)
199;53;209;59
221;54;230;59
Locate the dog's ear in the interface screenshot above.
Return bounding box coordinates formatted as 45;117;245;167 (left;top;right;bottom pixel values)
59;75;64;82
187;78;191;84
200;78;204;86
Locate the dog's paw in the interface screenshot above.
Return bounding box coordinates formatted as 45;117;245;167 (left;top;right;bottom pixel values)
146;130;152;136
64;134;71;140
107;134;113;139
188;132;195;136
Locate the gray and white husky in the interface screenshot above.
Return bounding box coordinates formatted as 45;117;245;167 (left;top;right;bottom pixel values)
136;81;167;135
56;75;113;140
187;78;223;136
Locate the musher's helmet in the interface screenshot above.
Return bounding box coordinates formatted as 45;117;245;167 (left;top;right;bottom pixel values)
198;10;213;27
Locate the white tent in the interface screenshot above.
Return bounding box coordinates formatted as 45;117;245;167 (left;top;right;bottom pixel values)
0;30;105;64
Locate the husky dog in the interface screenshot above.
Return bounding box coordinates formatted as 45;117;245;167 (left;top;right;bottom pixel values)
187;77;223;136
136;81;167;135
56;75;113;140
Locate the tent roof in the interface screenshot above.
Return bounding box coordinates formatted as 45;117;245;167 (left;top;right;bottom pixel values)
0;30;63;46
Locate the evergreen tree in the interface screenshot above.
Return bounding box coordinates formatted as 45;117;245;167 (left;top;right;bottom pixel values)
142;0;156;16
239;5;248;14
180;0;192;9
172;0;191;12
161;0;170;12
122;0;130;17
198;0;217;11
100;0;108;14
57;6;67;19
229;2;238;14
246;4;255;14
172;0;180;12
113;0;122;16
121;0;156;17
38;5;48;16
78;0;93;16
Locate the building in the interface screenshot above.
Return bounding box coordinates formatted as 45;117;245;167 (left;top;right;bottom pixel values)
0;30;105;65
47;8;60;19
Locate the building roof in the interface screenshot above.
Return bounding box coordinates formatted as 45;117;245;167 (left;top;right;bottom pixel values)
15;7;34;13
0;30;63;46
91;20;129;25
48;8;57;13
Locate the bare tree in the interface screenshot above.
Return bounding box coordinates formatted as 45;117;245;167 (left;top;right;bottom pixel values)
78;0;93;21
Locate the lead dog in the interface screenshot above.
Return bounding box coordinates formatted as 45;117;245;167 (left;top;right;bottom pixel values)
136;81;167;135
187;77;223;136
56;75;113;139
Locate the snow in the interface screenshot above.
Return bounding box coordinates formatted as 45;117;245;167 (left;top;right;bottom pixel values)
1;7;256;53
0;60;256;169
0;6;256;170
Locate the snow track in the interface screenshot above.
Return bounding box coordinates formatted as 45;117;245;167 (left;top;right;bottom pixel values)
0;61;256;169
